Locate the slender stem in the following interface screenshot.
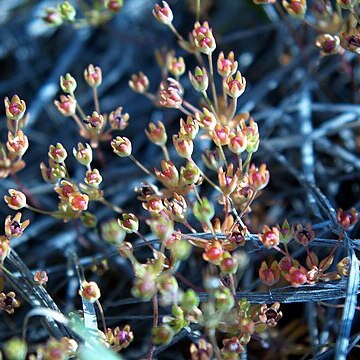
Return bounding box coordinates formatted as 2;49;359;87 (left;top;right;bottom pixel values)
71;93;87;120
218;145;228;168
192;184;203;204
129;154;153;176
242;152;252;173
273;245;288;257
99;197;123;213
351;8;360;24
179;105;193;117
222;78;228;111
196;0;201;21
26;204;54;216
0;264;16;279
72;114;87;132
93;87;100;114
228;97;238;120
136;231;157;253
96;299;107;333
208;328;221;360
229;274;239;309
175;271;203;292
161;145;170;161
168;23;184;41
144;92;156;102
183;99;201;114
184;221;197;233
208;52;218;113
148;294;159;360
202;90;219;120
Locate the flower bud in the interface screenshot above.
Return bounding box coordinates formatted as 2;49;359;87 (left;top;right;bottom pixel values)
118;213;139;234
182;289;200;310
168;56;185;77
211;124;230;146
278;219;294;243
3;337;27;360
203;241;223;265
60;73;77;93
111;136;132;157
132;274;157;300
171;239;191;260
6;130;29;157
0;237;11;263
84;111;104;133
214;287;234;312
173;134;193;159
101;219;126;244
43;8;63;26
4;189;27;210
195;108;217;130
179;116;199;140
337;257;350;277
84;64;102;88
58;1;76;21
259;261;280;286
4;95;26;121
73;143;93;166
34;270;49;286
241;117;259;153
218;164;240;196
148;214;174;241
68;192;89;211
258;225;280;249
190;339;213;360
5;212;30;239
109;107;130;130
193;197;215;224
341;29;360;55
220;252;238;274
145;121;167;146
152;1;173;25
164;193;187;222
49;143;68;163
336;0;353;8
152;324;174;345
228;129;247;154
282;0;307;19
105;0;123;12
315;34;340;56
179;161;201;186
224;71;246;99
40;161;65;184
143;195;164;214
129;72;149;93
337;208;358;230
189;67;208;92
79;281;101;303
54;95;76;117
80;212;97;228
202;148;223;171
284;266;308;287
159;84;182;109
84;169;102;187
294;223;315;246
192;21;216;55
248;163;270;191
217;51;238;77
155;160;179;188
54;180;77;200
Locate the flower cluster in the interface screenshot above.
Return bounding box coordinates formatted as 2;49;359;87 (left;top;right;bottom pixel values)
43;0;124;28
